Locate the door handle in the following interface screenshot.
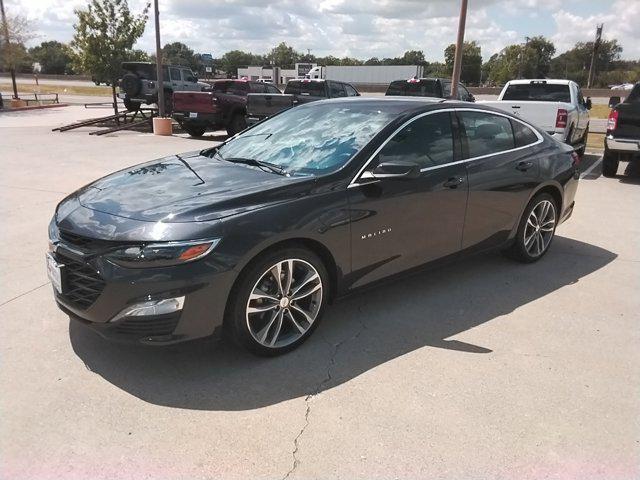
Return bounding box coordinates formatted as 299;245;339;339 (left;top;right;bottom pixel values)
443;177;464;188
516;161;533;171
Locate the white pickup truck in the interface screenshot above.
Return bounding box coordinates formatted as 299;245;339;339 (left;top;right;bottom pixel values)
481;79;591;155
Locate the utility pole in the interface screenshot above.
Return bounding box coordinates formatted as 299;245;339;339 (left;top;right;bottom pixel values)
154;0;165;117
587;23;603;88
0;0;18;99
450;0;468;99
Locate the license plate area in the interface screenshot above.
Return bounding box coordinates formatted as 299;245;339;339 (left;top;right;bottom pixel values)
189;112;198;118
46;253;64;294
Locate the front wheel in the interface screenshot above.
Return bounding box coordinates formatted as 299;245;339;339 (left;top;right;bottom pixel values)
182;123;206;137
226;247;329;356
123;97;141;112
504;193;558;263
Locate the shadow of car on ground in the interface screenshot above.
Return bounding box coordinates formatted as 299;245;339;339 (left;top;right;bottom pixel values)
70;236;616;411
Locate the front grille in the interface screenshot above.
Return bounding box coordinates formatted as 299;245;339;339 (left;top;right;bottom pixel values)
114;314;180;337
58;229;121;252
59;255;105;310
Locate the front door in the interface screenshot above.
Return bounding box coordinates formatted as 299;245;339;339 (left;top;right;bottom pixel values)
346;111;468;288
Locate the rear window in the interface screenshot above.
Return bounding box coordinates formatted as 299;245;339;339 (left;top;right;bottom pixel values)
502;83;571;102
386;80;441;97
121;63;163;80
284;81;326;96
626;84;640;103
210;81;249;95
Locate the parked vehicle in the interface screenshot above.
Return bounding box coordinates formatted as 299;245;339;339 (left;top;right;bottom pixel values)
603;83;640;177
306;65;424;85
47;98;579;355
117;62;206;112
246;78;360;125
386;77;475;101
172;79;282;137
91;75;111;86
481;79;591;155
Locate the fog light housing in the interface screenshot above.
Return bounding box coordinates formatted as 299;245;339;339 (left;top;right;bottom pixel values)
110;296;185;322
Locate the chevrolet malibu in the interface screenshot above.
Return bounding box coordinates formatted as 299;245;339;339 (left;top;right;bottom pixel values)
48;98;580;355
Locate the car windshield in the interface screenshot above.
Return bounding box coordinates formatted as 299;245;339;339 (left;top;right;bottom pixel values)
386;80;440;97
502;83;571;102
211;102;401;176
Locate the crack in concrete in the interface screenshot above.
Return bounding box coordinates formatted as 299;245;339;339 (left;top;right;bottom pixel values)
281;306;368;480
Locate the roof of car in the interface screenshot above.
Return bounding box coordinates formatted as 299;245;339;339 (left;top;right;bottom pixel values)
505;79;575;85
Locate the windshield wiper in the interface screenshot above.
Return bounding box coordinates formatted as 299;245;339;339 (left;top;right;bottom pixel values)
224;157;289;176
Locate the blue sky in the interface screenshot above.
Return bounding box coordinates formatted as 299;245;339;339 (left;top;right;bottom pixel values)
9;0;640;61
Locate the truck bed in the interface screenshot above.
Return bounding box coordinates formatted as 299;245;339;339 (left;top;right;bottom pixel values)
246;94;295;123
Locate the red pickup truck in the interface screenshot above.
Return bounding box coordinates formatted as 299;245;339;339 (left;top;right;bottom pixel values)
172;79;282;137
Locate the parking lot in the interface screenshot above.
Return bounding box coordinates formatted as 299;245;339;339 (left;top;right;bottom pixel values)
1;105;639;479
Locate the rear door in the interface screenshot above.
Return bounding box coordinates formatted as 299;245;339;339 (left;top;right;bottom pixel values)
347;111;468;287
328;81;347;98
457;109;541;251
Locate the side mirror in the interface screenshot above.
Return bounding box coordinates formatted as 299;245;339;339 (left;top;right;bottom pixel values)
609;96;621;108
469;94;476;103
585;97;592;110
371;161;421;180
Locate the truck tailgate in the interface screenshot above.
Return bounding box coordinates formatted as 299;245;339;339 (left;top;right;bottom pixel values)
480;101;564;133
173;91;217;113
246;93;295;118
615;102;640;138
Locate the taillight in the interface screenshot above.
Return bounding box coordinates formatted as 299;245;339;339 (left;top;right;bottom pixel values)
571;151;580;166
555;109;568;129
211;94;218;107
607;109;618;132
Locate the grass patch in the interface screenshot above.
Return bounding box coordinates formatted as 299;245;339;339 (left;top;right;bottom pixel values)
586;132;605;152
0;82;112;96
589;104;611;119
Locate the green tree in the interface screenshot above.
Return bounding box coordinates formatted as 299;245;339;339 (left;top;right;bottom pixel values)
524;36;555;78
29;41;74;74
444;40;482;85
267;42;299;67
220;49;255;76
0;13;34;98
71;0;149;114
550;39;622;87
401;50;426;65
161;41;197;70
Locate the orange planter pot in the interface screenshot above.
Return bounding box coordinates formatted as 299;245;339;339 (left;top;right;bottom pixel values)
153;117;173;136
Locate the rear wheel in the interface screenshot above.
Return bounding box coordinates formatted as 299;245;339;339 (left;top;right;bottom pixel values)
602;149;619;177
123;97;141;112
226;247;328;356
226;113;247;136
504;193;558;263
182;123;206;137
575;126;588;157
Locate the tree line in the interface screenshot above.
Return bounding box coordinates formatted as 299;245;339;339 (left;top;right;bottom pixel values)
1;0;638;89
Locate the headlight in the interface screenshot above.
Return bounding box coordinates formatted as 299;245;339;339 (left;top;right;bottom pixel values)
105;238;220;268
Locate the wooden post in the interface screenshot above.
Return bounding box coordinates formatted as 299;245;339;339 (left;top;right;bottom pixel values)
450;0;468;99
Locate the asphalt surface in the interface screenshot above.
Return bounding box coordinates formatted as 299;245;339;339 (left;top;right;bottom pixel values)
1;106;638;480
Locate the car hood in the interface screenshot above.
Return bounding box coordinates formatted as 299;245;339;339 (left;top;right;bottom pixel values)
73;152;313;223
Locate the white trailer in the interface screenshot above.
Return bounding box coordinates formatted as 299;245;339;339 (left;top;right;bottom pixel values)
306;65;424;85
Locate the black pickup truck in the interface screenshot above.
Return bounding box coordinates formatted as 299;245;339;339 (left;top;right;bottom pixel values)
246;79;360;125
604;83;640;177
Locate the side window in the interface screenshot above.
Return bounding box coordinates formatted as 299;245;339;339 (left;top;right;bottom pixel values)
266;84;281;94
329;82;347;98
376;112;454;169
459;111;515;158
511;120;539;147
249;83;266;93
441;81;451;98
458;85;471;101
169;67;181;81
230;83;249;96
345;84;359;96
576;86;586;107
182;69;195;82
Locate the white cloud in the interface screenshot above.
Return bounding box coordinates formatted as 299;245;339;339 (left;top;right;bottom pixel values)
5;0;639;61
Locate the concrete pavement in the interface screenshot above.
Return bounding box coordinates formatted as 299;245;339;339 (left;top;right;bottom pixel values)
1;106;638;480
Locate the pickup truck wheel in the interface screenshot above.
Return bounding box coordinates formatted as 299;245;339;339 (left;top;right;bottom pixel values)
602;150;619;177
182;123;206;137
123;98;141;112
227;113;247;136
503;193;557;263
575;127;588;157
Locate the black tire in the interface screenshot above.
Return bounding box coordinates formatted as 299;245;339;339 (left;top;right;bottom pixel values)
182;123;206;137
226;246;329;356
602;149;619;177
226;113;247;136
575;126;588;157
503;192;558;263
120;73;141;97
123;97;141;112
94;81;100;86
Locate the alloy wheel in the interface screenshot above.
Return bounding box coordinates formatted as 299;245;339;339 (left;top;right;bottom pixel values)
246;259;323;348
524;199;556;257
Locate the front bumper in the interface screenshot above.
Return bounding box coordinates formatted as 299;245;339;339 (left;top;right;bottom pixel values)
50;241;236;345
605;135;640;153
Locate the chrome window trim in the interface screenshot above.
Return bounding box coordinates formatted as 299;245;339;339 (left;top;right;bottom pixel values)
348;107;544;188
